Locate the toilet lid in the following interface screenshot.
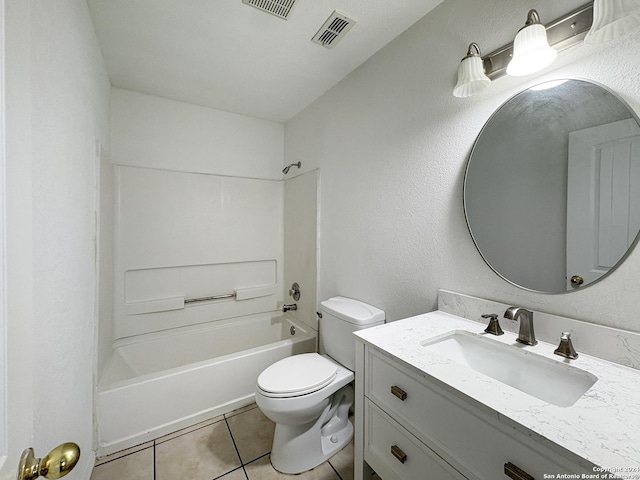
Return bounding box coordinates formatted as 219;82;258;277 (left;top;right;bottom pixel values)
257;353;338;397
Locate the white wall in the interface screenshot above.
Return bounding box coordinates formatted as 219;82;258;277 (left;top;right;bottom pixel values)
2;0;110;478
109;90;286;340
285;0;640;333
111;88;284;178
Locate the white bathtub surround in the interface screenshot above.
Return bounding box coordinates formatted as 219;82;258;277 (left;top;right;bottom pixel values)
97;148;116;393
438;290;640;370
284;170;320;331
113;166;284;339
100;89;321;461
355;309;640;473
97;313;314;455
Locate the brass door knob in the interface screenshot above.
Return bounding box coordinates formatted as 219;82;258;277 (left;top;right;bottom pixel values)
570;275;584;286
18;443;80;480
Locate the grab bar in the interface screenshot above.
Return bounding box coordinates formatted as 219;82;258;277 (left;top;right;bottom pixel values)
125;285;278;315
184;293;236;304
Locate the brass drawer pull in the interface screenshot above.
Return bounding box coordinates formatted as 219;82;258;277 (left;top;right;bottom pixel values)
390;445;407;464
504;462;534;480
391;385;407;401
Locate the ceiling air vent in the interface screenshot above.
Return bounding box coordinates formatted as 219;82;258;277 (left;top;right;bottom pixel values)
242;0;298;20
312;11;356;49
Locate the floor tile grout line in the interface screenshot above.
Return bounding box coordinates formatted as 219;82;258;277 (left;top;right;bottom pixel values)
252;452;270;462
152;404;257;446
211;465;247;480
328;460;344;480
153;441;156;480
242;451;273;468
224;404;258;420
154;416;226;445
94;445;153;467
224;416;246;470
94;406;256;471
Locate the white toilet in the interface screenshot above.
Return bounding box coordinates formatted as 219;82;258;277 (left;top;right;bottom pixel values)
255;296;385;474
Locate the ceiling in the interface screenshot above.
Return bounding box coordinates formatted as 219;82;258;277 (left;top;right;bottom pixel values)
87;0;444;123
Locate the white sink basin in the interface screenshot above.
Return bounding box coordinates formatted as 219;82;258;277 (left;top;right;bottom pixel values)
421;330;598;407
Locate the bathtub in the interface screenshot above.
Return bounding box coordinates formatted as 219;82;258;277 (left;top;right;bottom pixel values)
96;312;316;455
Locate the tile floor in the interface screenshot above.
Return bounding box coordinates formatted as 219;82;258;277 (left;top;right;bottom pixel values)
91;403;365;480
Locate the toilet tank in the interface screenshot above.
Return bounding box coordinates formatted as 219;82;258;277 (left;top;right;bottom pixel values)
319;296;385;371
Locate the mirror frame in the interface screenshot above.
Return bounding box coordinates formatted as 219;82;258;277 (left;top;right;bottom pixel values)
463;78;640;294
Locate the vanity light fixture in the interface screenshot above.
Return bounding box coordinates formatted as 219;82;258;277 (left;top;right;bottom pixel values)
506;10;558;77
454;1;640;97
453;43;491;98
453;3;598;97
584;0;640;44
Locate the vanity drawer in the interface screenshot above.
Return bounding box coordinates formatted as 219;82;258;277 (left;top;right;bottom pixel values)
365;347;590;480
364;399;467;480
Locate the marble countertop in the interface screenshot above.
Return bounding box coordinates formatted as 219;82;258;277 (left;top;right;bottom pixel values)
355;311;640;473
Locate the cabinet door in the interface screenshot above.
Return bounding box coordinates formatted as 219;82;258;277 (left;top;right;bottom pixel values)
365;400;467;480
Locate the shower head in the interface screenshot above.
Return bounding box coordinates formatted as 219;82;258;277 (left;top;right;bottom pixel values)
282;161;302;175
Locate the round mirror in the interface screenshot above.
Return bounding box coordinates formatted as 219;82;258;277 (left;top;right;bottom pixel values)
464;79;640;293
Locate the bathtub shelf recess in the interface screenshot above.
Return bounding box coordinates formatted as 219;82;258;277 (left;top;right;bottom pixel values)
125;284;277;315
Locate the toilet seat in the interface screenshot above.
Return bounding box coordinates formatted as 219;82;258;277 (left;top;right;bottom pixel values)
257;353;338;398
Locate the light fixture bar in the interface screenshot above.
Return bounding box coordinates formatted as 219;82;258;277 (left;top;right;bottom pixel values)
482;2;594;80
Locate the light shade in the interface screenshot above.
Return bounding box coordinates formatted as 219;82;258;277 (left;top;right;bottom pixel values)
453;43;491;98
506;10;557;77
585;0;640;44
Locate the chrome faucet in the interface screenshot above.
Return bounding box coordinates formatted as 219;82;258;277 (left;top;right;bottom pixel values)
504;307;537;345
283;303;298;312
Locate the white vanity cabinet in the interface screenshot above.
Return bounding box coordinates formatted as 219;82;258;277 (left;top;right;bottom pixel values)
355;343;594;480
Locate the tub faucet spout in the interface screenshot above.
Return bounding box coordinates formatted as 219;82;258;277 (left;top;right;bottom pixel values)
283;303;297;312
504;307;537;346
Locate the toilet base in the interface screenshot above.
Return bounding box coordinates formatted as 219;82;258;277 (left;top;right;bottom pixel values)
270;384;354;474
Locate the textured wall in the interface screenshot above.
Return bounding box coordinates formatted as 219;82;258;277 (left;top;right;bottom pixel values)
285;0;640;333
30;0;110;473
3;0;110;477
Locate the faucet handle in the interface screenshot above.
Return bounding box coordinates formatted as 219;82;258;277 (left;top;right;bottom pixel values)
482;314;504;336
554;331;578;359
